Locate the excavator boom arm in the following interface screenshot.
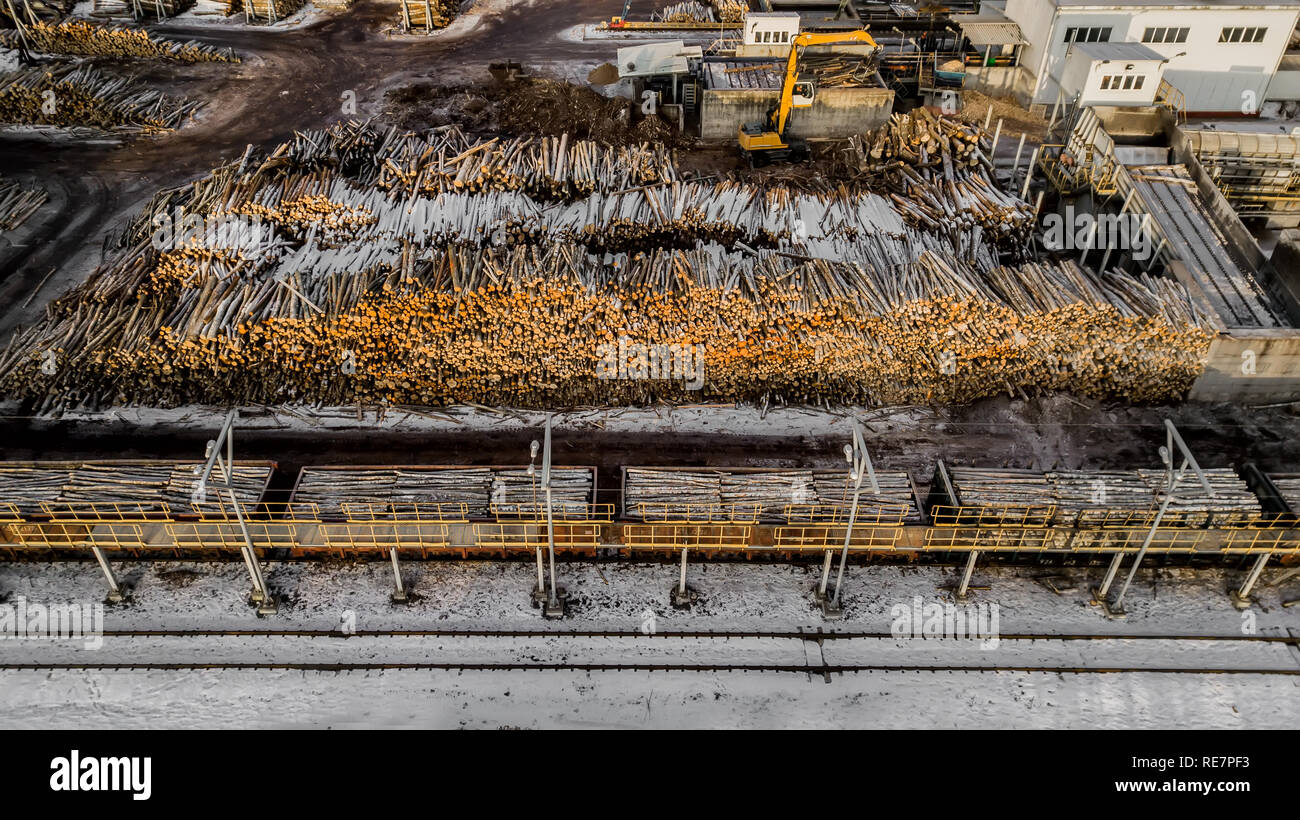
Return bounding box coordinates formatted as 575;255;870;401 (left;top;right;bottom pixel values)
772;29;878;136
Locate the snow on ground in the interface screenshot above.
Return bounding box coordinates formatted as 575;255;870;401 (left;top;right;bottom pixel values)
0;560;1296;728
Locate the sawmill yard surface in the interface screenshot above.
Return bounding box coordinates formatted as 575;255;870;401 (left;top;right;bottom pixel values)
0;558;1296;729
0;0;1282;440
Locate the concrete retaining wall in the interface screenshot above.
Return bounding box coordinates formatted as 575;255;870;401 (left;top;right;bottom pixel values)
961;65;1033;106
1190;329;1300;402
700;85;893;141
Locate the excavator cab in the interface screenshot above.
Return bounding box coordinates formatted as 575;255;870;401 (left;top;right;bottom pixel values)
791;80;815;108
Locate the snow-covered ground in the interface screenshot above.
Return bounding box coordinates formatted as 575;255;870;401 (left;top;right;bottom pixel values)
0;560;1296;728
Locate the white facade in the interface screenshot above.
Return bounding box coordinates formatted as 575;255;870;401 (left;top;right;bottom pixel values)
743;12;800;46
1000;0;1300;113
1061;43;1166;105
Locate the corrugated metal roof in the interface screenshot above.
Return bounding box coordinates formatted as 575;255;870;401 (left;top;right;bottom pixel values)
960;22;1027;47
705;60;784;90
1069;41;1165;62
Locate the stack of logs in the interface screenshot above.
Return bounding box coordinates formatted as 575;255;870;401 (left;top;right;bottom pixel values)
0;64;203;132
0;122;1216;411
399;0;458;32
0;0;75;24
710;0;746;23
833;108;1034;255
238;0;302;23
90;0;191;18
0;175;47;231
655;1;714;22
1;20;239;62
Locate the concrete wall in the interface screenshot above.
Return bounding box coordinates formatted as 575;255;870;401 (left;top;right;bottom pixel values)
1189;330;1300;402
962;65;1034;105
700;86;893;140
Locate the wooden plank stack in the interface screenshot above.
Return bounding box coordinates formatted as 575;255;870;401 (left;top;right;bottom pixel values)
2;21;238;62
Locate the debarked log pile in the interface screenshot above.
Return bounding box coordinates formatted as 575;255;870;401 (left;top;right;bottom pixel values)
0;64;202;132
0;121;1217;412
1;20;238;62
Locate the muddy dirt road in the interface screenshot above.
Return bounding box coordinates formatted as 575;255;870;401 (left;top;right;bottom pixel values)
0;0;622;335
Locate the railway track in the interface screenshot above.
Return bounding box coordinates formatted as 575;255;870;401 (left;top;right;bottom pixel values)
0;662;1295;675
87;628;1300;642
1;630;1294;676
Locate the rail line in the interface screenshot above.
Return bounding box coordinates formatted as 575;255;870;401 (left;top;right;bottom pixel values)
89;629;1300;643
0;661;1295;675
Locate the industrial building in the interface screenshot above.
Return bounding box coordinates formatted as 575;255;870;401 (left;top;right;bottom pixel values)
963;0;1300;115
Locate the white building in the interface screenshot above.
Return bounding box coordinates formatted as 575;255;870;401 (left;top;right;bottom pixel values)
1060;41;1167;106
995;0;1300;114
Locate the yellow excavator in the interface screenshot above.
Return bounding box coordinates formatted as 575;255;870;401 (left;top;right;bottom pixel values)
737;29;879;166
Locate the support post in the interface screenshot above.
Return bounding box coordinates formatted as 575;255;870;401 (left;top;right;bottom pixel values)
816;549;833;600
956;549;979;600
1231;553;1271;609
389;546;408;604
1011;133;1026;180
91;546;125;603
1021;147;1040;199
671;547;695;607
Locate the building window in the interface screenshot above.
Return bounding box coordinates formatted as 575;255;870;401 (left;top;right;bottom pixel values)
1142;27;1189;44
1220;26;1267;43
779;31;788;42
1101;74;1146;91
1065;26;1112;44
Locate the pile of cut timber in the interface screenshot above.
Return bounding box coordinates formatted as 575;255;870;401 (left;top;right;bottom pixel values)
240;0;302;22
2;21;238;62
834;108;1032;254
655;1;714;22
0;175;46;231
1268;475;1300;513
399;0;457;32
710;0;746;23
0;64;202;132
292;466;592;518
91;0;191;18
625;468;917;522
1138;468;1261;516
0;461;270;513
0;121;1216;411
0;0;75;24
949;468;1054;508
